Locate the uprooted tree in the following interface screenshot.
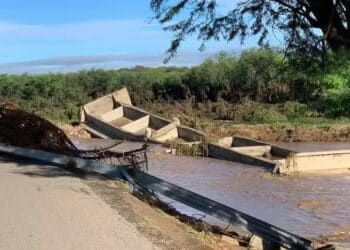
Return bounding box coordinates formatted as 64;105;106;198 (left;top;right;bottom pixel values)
151;0;350;60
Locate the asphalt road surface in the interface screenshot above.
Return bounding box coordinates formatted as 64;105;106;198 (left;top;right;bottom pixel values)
0;160;158;250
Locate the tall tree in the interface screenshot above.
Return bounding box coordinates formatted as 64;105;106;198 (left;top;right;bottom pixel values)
151;0;350;60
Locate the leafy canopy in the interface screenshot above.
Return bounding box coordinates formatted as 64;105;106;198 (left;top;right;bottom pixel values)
151;0;350;61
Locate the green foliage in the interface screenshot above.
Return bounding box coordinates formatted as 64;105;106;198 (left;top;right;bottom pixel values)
323;88;350;117
306;50;350;118
236;48;288;102
281;101;316;119
231;99;288;123
152;0;348;61
1;48;350;122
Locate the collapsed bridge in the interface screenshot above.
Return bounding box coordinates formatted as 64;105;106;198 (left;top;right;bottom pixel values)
0;95;348;249
81;88;350;175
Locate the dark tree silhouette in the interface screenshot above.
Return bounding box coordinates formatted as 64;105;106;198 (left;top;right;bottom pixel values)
151;0;350;60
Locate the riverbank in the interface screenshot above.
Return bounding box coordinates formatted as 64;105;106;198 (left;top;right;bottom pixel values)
128;101;350;143
84;172;242;250
199;121;350;142
57;118;350;143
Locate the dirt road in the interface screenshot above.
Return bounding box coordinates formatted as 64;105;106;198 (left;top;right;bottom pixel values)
0;160;158;250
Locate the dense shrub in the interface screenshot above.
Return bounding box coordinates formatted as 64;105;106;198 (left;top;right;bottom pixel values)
0;47;350;121
324;88;350;117
231;99;288;123
308;50;350;117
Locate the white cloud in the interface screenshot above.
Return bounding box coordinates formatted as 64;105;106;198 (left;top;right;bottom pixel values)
0;51;228;74
0;8;255;74
0;18;179;64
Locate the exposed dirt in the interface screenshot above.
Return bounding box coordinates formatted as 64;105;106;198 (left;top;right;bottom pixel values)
0;105;78;156
17;119;350;150
83;175;243;250
60;119;350;143
56;123;91;139
135;101;350;143
194;122;350;142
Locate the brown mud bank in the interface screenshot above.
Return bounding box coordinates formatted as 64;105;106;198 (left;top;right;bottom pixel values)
60;121;350;143
139;100;350;143
83;174;236;250
199;122;350;142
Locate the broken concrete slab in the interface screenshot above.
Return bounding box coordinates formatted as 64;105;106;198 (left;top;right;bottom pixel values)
281;150;350;174
80;88;205;145
210;136;350;174
230;145;271;157
208;143;276;170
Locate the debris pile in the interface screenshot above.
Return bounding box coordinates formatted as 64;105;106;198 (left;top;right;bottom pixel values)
0;103;148;169
0;103;79;156
56;123;91;139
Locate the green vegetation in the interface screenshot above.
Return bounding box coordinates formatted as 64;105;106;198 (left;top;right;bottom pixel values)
0;48;350;125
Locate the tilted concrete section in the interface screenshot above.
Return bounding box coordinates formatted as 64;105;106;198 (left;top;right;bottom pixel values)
80;88;205;144
283;150;350;174
209;136;350;174
208;138;278;170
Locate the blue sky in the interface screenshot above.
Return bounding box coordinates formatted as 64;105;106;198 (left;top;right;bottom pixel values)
0;0;280;73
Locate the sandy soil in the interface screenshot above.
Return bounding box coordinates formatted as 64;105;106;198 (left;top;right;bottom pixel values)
56;123;91;139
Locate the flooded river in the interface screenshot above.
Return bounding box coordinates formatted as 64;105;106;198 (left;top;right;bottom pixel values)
148;153;350;239
73;139;350;241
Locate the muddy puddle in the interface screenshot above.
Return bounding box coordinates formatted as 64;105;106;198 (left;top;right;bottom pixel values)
72;139;350;242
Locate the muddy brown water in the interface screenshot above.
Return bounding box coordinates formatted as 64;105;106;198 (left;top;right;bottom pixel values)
73;139;350;242
148;153;350;239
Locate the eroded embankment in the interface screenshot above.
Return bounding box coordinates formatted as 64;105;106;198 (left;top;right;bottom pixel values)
199;122;350;142
59;121;350;143
139;100;350;143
